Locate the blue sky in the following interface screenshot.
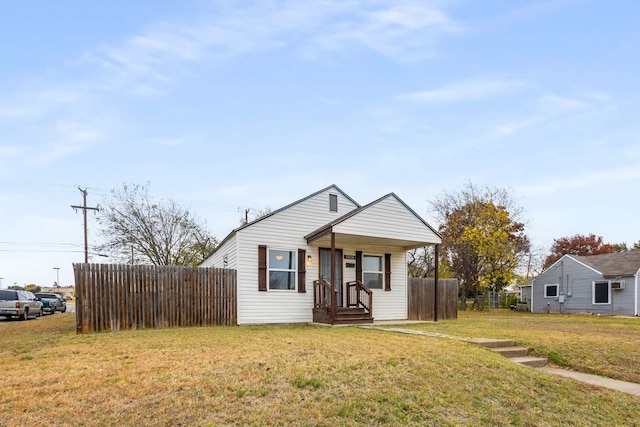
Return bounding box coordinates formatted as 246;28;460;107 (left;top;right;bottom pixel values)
1;0;639;288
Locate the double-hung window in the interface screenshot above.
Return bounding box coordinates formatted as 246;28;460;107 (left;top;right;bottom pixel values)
268;249;296;290
363;255;383;289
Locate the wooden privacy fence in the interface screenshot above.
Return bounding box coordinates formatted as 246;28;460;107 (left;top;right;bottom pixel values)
407;278;458;321
73;264;237;333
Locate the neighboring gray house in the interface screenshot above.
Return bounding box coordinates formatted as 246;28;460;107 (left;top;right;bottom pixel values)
531;251;640;315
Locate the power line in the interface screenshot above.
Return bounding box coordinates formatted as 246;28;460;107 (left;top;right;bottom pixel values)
0;249;87;253
0;241;80;247
0;180;253;213
71;187;99;263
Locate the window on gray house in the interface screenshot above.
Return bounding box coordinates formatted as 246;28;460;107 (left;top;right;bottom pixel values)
544;284;558;298
593;281;610;304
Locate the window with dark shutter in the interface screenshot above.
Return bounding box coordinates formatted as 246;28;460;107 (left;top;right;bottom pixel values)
297;249;306;293
258;245;267;291
384;253;391;291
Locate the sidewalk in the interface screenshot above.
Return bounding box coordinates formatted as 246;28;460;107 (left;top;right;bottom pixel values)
362;325;640;397
541;368;640;397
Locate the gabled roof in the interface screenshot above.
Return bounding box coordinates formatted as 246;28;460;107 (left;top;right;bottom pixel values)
205;184;359;258
570;251;640;278
235;184;358;234
304;192;442;243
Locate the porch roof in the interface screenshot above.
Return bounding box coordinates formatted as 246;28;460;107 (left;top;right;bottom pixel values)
304;193;442;250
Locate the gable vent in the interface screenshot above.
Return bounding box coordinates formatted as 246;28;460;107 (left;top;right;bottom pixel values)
329;194;338;212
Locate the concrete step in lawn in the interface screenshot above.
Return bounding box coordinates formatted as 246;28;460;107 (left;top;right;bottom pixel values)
466;338;547;368
510;356;549;368
492;346;530;358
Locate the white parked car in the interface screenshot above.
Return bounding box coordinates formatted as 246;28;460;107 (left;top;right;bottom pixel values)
0;289;44;320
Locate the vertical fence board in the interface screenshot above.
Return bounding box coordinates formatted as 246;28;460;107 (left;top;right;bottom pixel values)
407;278;458;321
72;264;237;333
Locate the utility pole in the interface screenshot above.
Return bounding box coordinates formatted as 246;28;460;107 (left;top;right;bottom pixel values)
71;187;99;263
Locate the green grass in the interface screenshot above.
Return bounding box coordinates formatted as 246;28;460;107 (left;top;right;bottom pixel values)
397;310;640;383
1;312;639;426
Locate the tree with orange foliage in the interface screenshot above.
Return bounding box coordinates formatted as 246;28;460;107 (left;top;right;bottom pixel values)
543;234;613;269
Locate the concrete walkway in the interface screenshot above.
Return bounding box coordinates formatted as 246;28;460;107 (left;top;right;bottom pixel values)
541;368;640;397
361;325;640;397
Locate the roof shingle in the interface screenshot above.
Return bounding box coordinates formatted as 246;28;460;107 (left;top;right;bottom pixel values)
572;250;640;277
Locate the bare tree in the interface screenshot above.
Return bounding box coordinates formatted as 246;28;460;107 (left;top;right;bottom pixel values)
97;183;217;266
407;246;437;278
240;206;273;225
519;246;545;283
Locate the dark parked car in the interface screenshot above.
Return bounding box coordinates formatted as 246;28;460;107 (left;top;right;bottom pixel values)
34;293;67;314
0;289;44;320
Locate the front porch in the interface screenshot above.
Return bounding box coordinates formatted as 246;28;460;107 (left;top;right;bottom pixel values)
313;279;374;325
303;192;442;325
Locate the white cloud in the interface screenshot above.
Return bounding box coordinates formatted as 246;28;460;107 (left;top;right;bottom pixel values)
536;94;590;112
80;0;462;89
481;0;581;31
312;1;464;58
401;77;526;103
427;88;617;158
0;88;86;120
517;165;640;197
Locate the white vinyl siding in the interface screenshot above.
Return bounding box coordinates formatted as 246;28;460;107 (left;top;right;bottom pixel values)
202;234;238;269
235;189;358;325
332;195;440;246
338;244;408;321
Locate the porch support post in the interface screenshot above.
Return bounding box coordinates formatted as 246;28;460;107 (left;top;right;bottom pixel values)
331;231;337;323
434;244;439;322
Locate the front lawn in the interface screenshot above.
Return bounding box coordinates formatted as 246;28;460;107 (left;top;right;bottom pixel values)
400;310;640;384
1;313;639;426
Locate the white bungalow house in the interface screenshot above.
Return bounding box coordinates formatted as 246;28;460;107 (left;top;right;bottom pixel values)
201;184;442;325
531;251;640;316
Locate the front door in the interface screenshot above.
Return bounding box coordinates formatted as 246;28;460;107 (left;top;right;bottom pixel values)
319;248;343;307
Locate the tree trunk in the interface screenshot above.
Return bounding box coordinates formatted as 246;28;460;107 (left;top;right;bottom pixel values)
473;287;480;310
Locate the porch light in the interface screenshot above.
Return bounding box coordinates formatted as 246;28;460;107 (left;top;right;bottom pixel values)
307;255;313;264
